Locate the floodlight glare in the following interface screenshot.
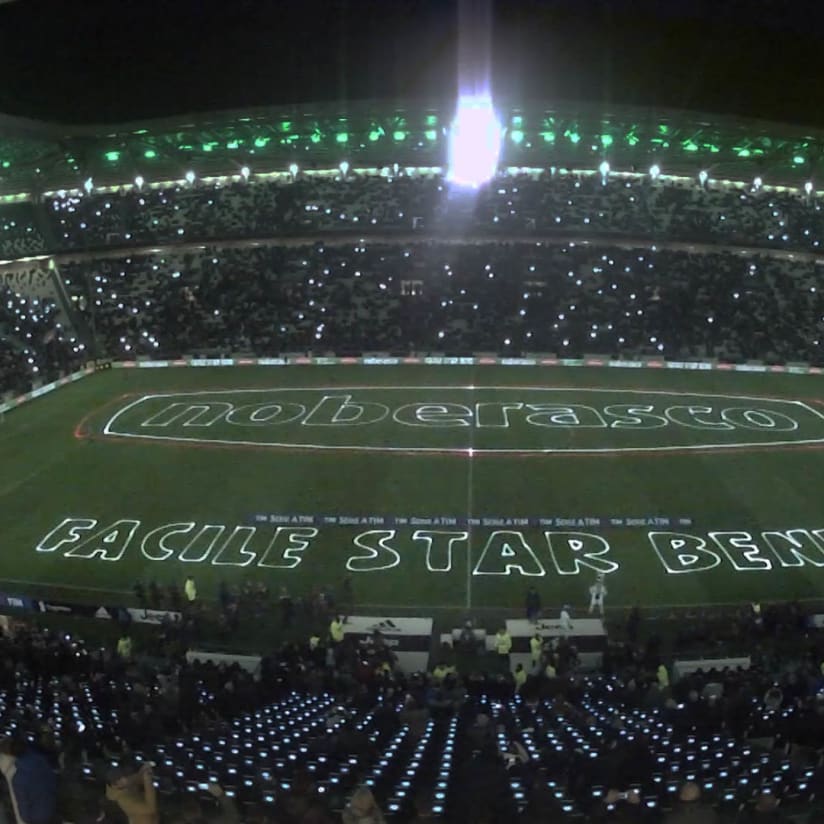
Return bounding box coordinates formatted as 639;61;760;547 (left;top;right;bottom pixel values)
753;176;763;189
699;170;708;186
649;164;661;180
83;177;93;194
134;175;144;189
185;170;196;184
289;163;299;177
805;181;814;194
339;160;349;177
447;95;502;188
240;166;250;179
599;160;610;177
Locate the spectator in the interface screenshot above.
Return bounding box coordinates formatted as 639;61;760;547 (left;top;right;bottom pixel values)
178;783;240;823
117;632;133;661
525;586;541;622
342;786;386;824
106;763;159;824
0;737;57;824
329;615;345;645
530;632;543;669
662;782;719;824
494;627;512;659
739;791;788;823
560;604;573;633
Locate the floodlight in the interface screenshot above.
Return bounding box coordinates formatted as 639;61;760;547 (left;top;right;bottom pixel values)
649;164;661;180
339;160;349;177
240;166;250;179
753;176;763;190
83;177;93;194
134;175;144;190
185;170;196;184
289;163;299;177
698;170;708;186
805;181;814;195
599;160;610;177
447;95;502;188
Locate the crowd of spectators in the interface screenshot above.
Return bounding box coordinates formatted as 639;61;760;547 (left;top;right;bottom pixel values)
23;171;824;255
60;241;824;364
0;599;820;822
0;203;45;260
0;281;84;397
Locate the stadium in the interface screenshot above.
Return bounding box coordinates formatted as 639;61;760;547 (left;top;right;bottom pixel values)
2;30;824;824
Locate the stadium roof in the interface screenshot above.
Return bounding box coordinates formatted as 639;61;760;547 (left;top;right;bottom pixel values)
2;98;824;194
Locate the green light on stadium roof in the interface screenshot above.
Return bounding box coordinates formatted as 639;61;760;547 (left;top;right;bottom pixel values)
540;131;555;143
511;115;523;128
392;130;408;142
735;147;751;158
254;137;270;148
104;151;120;162
144;149;157;159
510;129;524;144
226;140;241;150
600;134;613;148
279;121;292;132
658;124;670;135
202;142;218;152
565;129;581;144
132;129;148;135
1;161;9;169
625;133;639;146
682;140;699;152
368;127;384;142
335;132;348;144
424;129;438;141
425;114;438;126
794;155;806;164
707;144;720;153
310;131;322;144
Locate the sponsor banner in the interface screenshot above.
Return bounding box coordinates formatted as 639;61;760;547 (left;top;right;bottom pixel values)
104;355;824;379
36;599;99;617
249;513;694;529
127;607;182;625
507;617;607;654
0;592;34;611
190;358;235;367
342;615;433;654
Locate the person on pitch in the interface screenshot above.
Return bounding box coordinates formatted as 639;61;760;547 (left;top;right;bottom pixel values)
588;573;607;616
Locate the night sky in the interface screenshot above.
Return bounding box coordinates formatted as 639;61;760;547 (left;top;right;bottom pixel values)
0;0;822;127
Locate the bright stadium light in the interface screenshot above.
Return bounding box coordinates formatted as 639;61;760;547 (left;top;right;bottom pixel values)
649;164;661;180
599;160;610;178
185;170;196;185
339;160;349;177
289;162;299;178
447;95;502;188
699;170;708;186
753;176;763;190
83;177;93;194
134;175;144;190
805;180;814;195
240;165;250;179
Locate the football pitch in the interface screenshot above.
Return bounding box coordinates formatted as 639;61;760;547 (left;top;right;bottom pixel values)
2;362;824;615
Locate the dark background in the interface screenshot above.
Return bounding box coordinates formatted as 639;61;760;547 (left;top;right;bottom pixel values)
0;0;821;126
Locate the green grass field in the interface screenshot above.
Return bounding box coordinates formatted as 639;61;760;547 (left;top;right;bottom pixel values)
2;363;824;615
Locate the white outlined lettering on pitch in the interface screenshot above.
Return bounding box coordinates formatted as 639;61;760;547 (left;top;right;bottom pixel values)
100;386;823;454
